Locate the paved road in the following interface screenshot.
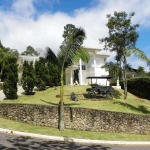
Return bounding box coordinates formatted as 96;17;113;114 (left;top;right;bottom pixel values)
0;132;150;150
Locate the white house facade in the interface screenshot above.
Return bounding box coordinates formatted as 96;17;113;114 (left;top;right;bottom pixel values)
65;48;110;86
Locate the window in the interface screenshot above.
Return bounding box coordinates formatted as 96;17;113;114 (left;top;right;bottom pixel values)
78;65;86;70
82;65;86;70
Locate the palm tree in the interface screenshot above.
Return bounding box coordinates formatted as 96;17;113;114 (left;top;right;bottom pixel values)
45;24;89;130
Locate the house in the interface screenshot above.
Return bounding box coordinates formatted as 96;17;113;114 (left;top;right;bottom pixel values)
65;48;110;86
17;49;111;86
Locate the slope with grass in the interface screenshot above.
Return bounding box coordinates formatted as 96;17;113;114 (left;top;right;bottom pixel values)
1;85;150;115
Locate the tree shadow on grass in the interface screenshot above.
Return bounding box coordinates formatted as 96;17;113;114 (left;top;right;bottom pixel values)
21;91;36;95
0;133;111;150
113;101;150;114
40;99;80;107
82;94;102;101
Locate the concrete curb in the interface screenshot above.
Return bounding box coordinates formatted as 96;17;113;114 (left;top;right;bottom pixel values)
0;128;150;145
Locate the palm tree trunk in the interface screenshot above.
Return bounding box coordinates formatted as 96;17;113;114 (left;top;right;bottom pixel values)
59;70;64;131
59;98;64;131
123;56;127;99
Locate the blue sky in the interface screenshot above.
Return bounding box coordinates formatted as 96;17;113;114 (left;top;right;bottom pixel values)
0;0;150;71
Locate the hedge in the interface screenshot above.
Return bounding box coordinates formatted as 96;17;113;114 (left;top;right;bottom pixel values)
119;78;150;100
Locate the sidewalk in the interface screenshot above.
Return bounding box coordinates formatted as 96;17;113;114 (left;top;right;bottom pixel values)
0;128;150;146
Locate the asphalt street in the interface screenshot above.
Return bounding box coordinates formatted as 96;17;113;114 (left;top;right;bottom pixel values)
0;132;149;150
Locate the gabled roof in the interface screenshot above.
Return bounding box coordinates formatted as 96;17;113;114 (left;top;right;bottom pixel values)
85;47;110;58
85;47;101;53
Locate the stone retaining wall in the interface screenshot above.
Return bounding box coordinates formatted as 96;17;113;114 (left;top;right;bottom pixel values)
0;104;150;134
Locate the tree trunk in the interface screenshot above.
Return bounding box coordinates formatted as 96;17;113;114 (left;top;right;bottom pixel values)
123;56;127;99
59;71;64;131
118;61;122;80
59;98;64;131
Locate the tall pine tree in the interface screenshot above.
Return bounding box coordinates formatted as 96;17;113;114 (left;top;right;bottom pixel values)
35;57;49;90
47;62;61;87
3;55;18;99
21;61;36;95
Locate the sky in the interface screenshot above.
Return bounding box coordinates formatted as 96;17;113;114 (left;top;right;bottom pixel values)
0;0;150;71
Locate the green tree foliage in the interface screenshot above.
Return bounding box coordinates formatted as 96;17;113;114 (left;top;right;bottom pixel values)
0;48;6;81
21;46;39;56
3;56;18;99
0;41;19;99
0;41;19;81
7;49;19;58
21;61;36;95
47;62;60;86
101;61;119;78
44;63;51;86
100;11;150;99
45;47;61;86
0;41;19;57
137;66;145;74
45;47;58;64
35;57;49;90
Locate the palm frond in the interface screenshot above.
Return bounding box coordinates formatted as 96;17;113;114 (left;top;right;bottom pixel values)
130;48;150;63
73;47;89;63
57;25;86;69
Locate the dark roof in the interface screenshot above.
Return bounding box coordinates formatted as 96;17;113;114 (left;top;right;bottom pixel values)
86;76;113;79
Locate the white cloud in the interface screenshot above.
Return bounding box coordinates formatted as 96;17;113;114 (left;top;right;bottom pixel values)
12;0;35;18
0;0;150;70
127;57;149;72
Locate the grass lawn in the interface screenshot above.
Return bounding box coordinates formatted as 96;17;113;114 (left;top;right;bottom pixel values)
0;85;150;141
1;117;150;141
1;85;150;115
